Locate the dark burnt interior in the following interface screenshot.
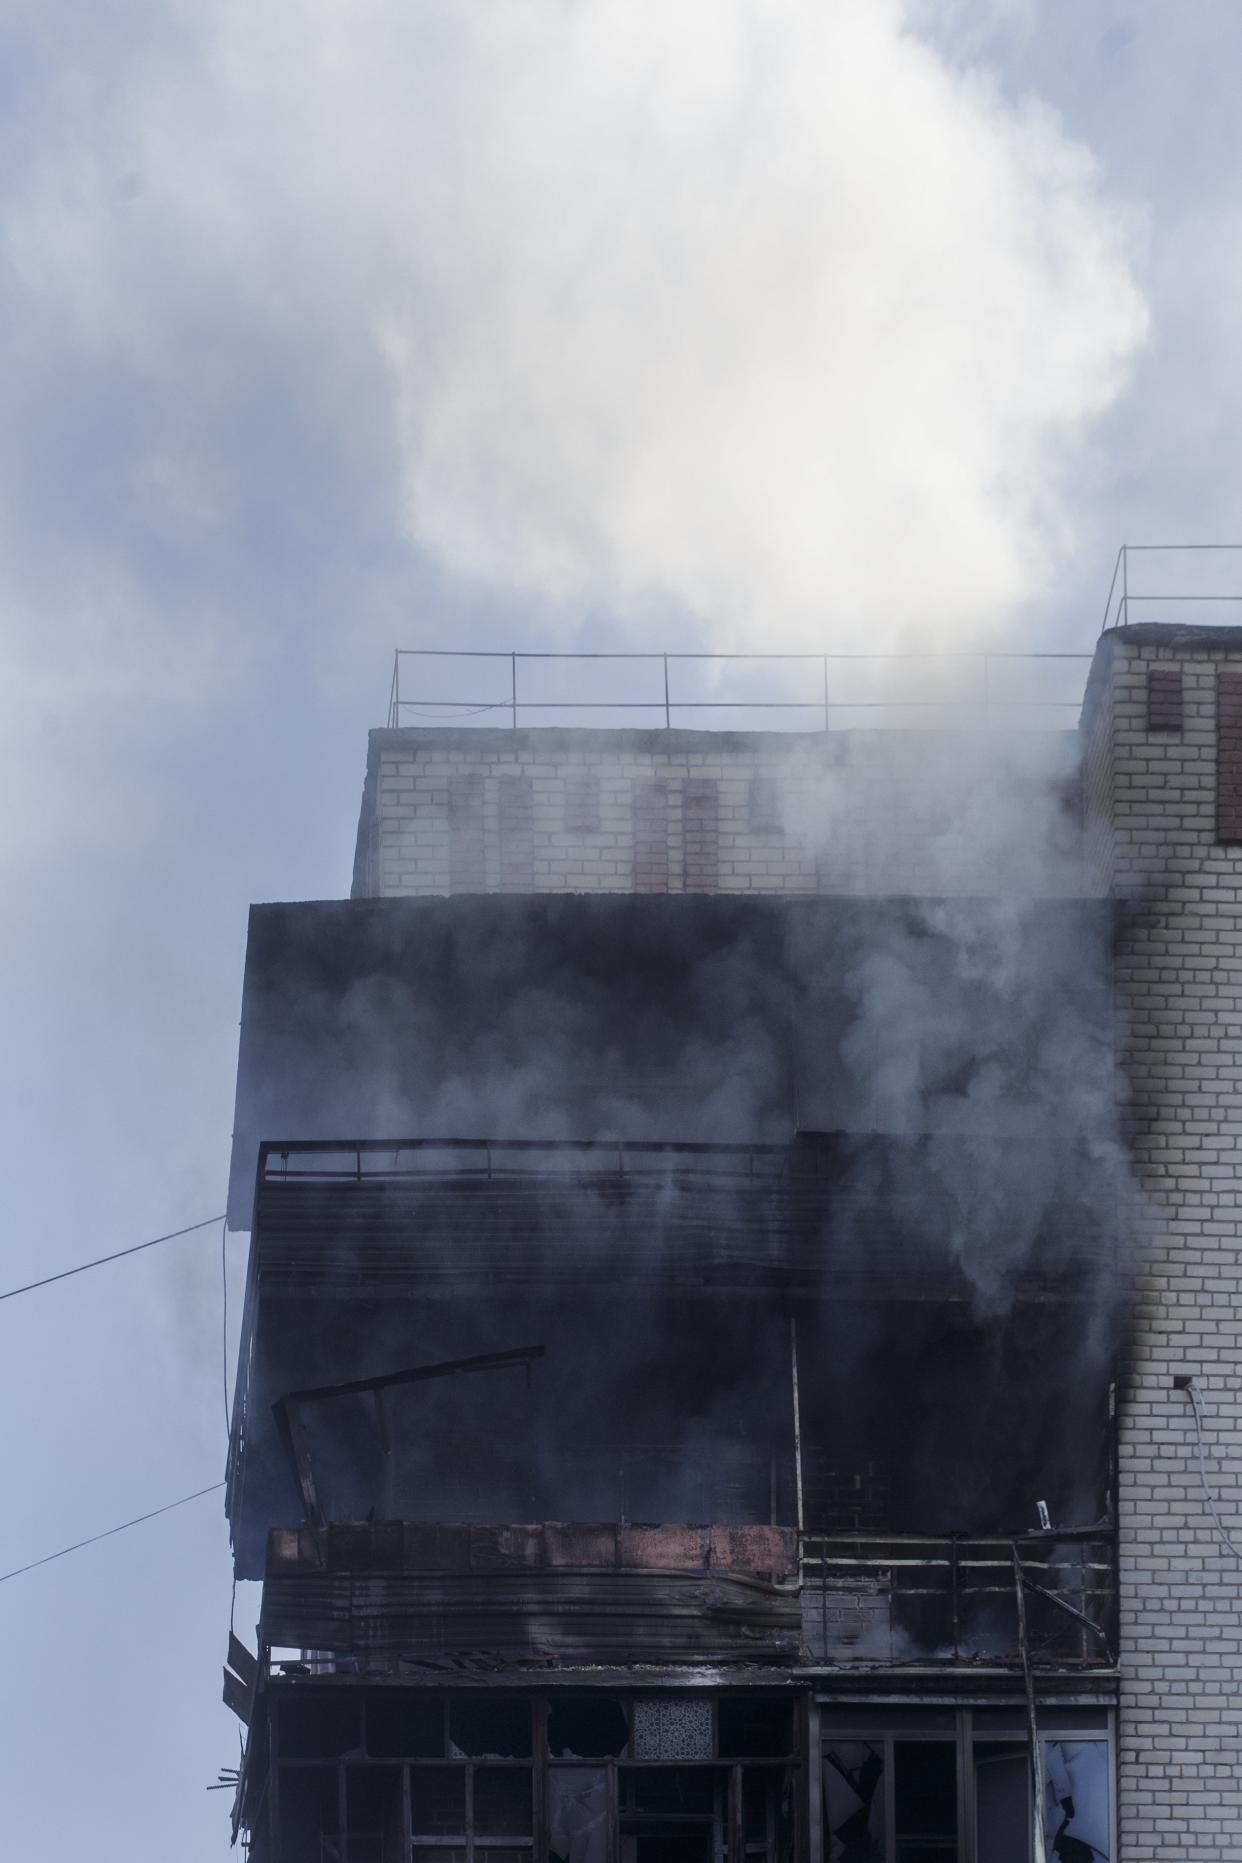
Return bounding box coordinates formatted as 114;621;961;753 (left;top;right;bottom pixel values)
225;889;1122;1858
226;891;1120;1655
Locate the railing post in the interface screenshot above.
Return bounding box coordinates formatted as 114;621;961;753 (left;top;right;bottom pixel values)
511;652;518;728
1121;543;1128;629
663;653;670;729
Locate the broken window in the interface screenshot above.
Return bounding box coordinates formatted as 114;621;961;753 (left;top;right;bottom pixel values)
548;1697;629;1760
824;1742;885;1862
279;1693;361;1759
893;1740;957;1858
409;1766;467;1841
742;1766;796;1863
345;1765;404;1863
474;1767;533;1839
619;1767;722;1863
367;1694;444;1758
975;1742;1029;1863
275;1763;340;1863
719;1697;793;1760
548;1765;608;1863
825;1716;1113;1863
450;1698;533;1760
1045;1741;1110;1861
621;1769;717;1816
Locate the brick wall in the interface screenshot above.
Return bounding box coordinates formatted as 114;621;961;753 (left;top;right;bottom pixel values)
353;725;1083;901
1082;630;1242;1859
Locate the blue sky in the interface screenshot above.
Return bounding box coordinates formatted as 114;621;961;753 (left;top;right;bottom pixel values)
2;3;1240;1853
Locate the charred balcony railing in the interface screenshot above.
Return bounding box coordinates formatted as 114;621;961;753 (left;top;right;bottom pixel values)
387;648;1091;731
799;1528;1116;1670
241;1136;1107;1300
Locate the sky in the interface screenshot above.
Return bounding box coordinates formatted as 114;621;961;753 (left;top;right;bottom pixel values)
1;1;1241;1853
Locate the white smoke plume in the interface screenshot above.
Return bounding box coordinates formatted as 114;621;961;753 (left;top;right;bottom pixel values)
7;0;1147;659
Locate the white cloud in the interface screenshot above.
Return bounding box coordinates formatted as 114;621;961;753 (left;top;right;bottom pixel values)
2;0;1148;680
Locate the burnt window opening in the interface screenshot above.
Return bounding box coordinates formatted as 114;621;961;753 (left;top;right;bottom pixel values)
450;1698;534;1760
743;1767;796;1856
1146;664;1183;732
264;1690;806;1863
548;1697;629;1760
275;1764;339;1859
474;1768;534;1838
622;1768;717;1817
345;1765;404;1862
409;1766;467;1840
893;1739;958;1855
823;1717;1113;1863
367;1694;444;1759
279;1693;361;1759
718;1697;794;1760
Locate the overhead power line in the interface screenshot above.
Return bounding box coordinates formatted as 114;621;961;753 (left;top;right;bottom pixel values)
0;1214;226;1303
0;1482;226;1584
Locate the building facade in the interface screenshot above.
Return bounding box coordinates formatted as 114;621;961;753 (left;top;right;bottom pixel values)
223;619;1242;1860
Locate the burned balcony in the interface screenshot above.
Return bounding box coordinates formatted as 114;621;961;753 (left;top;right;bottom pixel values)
261;1521;800;1667
801;1529;1116;1677
227;1137;1118;1581
242;1135;1113;1301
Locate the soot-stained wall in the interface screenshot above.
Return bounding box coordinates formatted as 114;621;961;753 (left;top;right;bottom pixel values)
227;892;1117;1228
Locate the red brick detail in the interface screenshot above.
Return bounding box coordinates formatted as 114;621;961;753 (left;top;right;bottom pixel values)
1218;671;1242;843
633;782;669;891
1147;665;1183;731
498;775;534;891
563;771;601;833
447;772;485;891
683;778;720;891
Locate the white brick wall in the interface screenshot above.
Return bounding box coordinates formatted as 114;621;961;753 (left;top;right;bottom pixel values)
353;724;1084;900
1083;635;1242;1859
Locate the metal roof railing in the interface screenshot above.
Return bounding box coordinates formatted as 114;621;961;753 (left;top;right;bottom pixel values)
386;648;1091;732
1101;543;1242;633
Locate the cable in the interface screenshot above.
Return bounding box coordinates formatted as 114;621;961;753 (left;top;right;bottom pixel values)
0;1481;226;1583
1184;1379;1242;1562
221;1217;232;1439
0;1214;226;1302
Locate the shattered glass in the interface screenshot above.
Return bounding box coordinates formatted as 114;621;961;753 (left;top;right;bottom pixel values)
824;1742;885;1862
549;1765;609;1863
1044;1741;1110;1861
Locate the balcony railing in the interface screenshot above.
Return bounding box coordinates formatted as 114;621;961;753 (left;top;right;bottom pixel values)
1101;542;1242;632
387;649;1091;732
800;1528;1116;1669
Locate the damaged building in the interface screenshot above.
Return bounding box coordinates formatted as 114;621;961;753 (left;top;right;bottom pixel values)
222;614;1242;1861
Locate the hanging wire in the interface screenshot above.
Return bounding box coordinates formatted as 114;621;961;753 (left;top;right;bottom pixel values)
222;1217;232;1440
0;1482;225;1583
1184;1379;1242;1561
0;1214;226;1302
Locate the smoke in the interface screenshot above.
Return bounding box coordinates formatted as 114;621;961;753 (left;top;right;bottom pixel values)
4;0;1146;668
